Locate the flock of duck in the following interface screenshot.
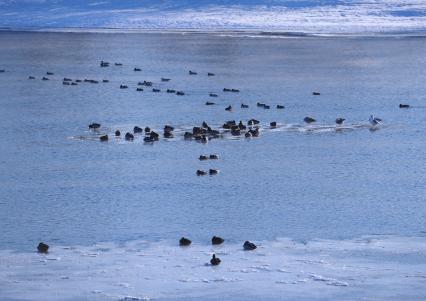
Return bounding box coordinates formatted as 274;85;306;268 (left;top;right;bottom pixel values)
2;60;412;179
36;236;257;266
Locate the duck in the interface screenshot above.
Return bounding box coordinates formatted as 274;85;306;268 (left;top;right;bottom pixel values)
125;132;134;141
199;155;209;161
99;135;108;142
89;123;101;129
114;63;123;66
136;88;144;92
164;125;174;132
179;237;191;246
231;89;240;93
270;121;277;128
238;121;246;130
176;91;185;96
37;242;49;253
248;119;260;125
277;105;285;109
208;72;215;76
335;118;345;125
399;104;410;108
241;103;249;108
144;136;155;143
102;79;109;83
212;236;224;245
164;131;173;138
189;70;197;75
205;101;215;105
133;126;143;133
63;78;72;82
161;78;171;82
312;92;321;96
225;105;232;111
223;88;232;92
245;132;252;138
120;85;128;89
243;241;257;251
202;121;209;129
152;88;161;92
134;68;142;72
28;76;35;79
150;131;160;141
42;77;49;81
197;170;207;176
209;169;219;175
264;105;270;109
46;72;54;75
369;115;382;126
100;61;109;67
209;154;219;160
115;130;121;137
167;89;176;93
144;127;151;133
210;254;221;265
304;117;316;123
209;93;218;97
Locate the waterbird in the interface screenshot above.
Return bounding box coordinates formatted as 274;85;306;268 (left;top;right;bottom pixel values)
189;70;197;75
144;127;151;133
89;123;101;129
209;169;219;175
209;154;219;160
312;92;321;95
100;61;109;67
115;130;121;137
399;104;410;108
176;91;185;96
225;105;232;111
134;68;142;72
42;77;49;81
125;132;134;141
136;88;144;92
210;254;221;265
270;121;277;128
37;242;49;253
369;115;382;126
179;237;192;246
335;118;345;125
206;101;215;105
277;105;285;109
28;76;35;79
46;72;54;75
120;85;128;89
243;241;257;251
197;170;207;176
241;103;249;108
208;72;215;76
209;93;218;97
212;236;224;245
99;135;108;142
102;79;109;83
199;155;209;161
167;89;176;93
134;126;143;133
161;78;171;82
304;117;316;123
152;88;160;92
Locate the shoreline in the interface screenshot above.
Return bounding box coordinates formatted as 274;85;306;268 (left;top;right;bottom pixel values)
1;26;426;38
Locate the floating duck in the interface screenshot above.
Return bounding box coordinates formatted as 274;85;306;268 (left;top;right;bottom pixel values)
210;254;221;265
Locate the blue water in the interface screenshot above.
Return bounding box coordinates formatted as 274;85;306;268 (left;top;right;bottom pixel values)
0;31;426;254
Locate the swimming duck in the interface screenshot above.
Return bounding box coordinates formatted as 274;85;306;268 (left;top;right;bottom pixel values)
125;132;134;141
99;135;108;142
335;118;345;125
210;254;221;265
197;170;207;176
304;117;316;123
241;104;249;108
37;242;49;253
243;241;257;251
179;237;191;246
212;236;224;245
225;105;232;111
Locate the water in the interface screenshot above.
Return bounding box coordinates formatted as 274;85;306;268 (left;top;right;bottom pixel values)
0;31;426;300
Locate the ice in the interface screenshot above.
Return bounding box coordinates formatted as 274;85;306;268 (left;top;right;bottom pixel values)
0;235;425;300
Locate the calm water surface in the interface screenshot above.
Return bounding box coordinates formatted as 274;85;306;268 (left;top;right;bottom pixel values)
0;31;426;252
